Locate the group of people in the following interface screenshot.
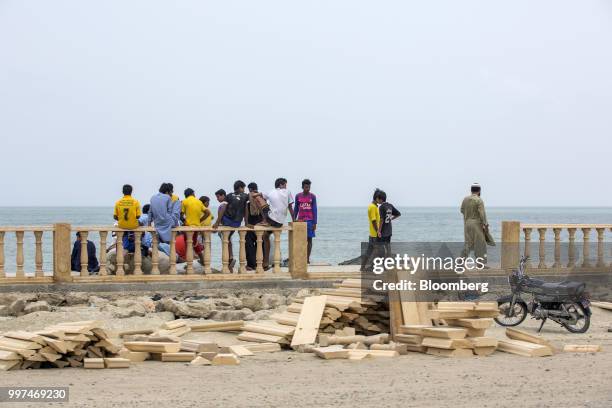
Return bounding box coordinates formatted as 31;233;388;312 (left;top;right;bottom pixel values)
72;178;318;273
359;183;491;271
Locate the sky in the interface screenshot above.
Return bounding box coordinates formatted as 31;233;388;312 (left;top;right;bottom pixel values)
0;1;611;207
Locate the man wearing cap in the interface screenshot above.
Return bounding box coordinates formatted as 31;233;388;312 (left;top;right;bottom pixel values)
460;183;489;263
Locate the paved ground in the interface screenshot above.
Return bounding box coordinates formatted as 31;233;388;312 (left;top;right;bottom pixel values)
1;308;611;408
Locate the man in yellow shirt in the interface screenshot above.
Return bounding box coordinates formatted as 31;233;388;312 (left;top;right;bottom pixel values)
360;189;384;272
113;184;142;253
181;188;207;264
199;196;213;226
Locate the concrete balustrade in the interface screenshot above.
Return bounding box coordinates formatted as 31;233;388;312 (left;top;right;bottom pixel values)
0;227;55;283
501;222;612;272
0;223;308;285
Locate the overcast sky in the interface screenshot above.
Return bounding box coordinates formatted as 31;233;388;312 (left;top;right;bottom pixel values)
1;1;610;207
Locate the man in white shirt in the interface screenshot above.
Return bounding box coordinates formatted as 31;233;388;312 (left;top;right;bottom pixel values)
260;178;296;268
262;178;296;228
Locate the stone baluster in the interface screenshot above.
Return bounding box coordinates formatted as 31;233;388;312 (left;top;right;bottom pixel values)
567;228;576;268
537;228;547;269
34;231;44;277
552;228;561;268
133;231;142;275
15;231;24;278
80;231;89;276
596;228;605;268
273;229;282;273
169;231;177;275
151;233;160;275
238;230;247;274
186;232;194;274
115;231;125;276
581;228;591;268
0;232;4;279
203;231;211;274
221;230;230;273
523;228;532;267
99;231;108;276
255;230;264;274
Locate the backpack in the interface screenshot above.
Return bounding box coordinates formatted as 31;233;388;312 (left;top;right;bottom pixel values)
225;193;247;222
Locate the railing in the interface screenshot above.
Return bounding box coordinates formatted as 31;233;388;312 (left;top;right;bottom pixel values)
0;226;54;282
0;222;308;284
501;221;612;272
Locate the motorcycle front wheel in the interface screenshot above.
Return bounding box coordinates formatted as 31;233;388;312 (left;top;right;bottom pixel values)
495;300;527;327
561;302;590;333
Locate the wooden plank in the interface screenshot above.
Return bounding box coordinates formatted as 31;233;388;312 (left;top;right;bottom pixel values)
84;358;105;369
161;320;188;330
563;344;602;353
436;302;476;310
118;350;150;362
0;345;36;358
421;327;467;339
242;322;295;337
123;342;181;353
237;331;288;344
467;337;498;348
421;337;472;350
505;328;554;351
241;343;282;353
591;301;612;311
104;358;130;368
394;334;423;345
211;353;240;365
427;309;472;319
397;270;424;325
426;347;473;358
229;345;254;357
3;331;47;345
291;295;327;347
0;350;21;361
313;346;349;360
180;340;219;353
445;318;494;329
0;337;42;350
473;346;496;356
118;329;154;337
497;339;553;357
190;356;211;366
161;352;196;362
0;360;21;371
189;320;244;332
399;325;432;335
270;312;300;327
347;349;400;358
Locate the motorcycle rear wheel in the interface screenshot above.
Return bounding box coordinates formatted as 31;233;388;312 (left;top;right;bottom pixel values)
561;302;590;333
495;300;527;327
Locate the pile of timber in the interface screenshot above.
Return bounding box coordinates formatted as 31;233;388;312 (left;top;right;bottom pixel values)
395;301;500;357
0;321;124;371
236;279;390;348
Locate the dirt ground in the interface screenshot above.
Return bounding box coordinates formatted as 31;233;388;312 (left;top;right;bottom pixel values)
1;308;611;408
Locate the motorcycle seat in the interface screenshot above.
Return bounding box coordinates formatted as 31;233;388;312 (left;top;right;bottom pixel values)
537;280;585;296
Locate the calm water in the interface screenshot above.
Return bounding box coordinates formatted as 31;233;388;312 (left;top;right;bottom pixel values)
1;207;611;272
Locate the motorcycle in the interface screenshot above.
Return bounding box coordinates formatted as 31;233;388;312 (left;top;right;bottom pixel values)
495;256;591;333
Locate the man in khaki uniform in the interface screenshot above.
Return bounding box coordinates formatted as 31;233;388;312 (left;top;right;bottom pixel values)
461;183;489;262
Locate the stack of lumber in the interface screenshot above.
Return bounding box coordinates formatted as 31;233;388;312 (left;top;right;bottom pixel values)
237;279;391;348
395;301;500;357
0;321;123;371
497;327;554;357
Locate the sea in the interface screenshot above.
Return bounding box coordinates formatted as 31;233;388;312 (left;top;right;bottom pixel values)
1;207;611;273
